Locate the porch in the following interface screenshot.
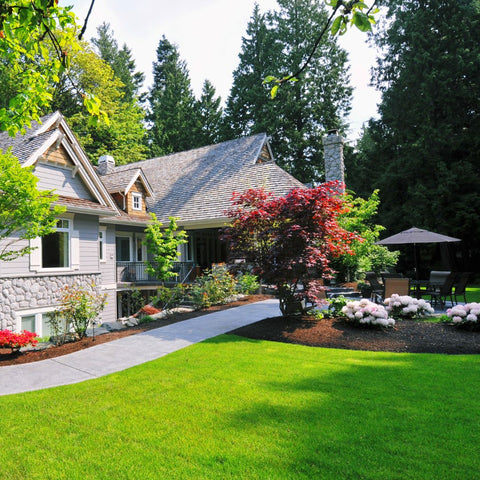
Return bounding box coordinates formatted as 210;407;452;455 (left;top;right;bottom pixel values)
116;261;196;285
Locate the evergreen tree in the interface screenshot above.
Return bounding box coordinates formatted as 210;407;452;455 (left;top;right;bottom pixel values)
224;0;352;184
91;22;145;102
352;0;480;267
147;36;199;156
193;80;223;146
222;4;279;140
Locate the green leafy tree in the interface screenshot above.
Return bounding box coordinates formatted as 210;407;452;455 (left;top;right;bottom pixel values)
0;0;106;135
332;190;399;281
352;0;480;268
147;36;199;156
224;0;352;184
0;150;64;261
52;45;148;164
91;22;145;103
144;214;188;283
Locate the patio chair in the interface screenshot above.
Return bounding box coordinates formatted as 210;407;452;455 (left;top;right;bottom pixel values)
365;272;384;303
453;272;471;305
424;272;457;307
384;277;410;299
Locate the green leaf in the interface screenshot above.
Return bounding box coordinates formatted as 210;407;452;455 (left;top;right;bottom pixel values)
263;75;277;84
270;84;279;99
331;15;343;36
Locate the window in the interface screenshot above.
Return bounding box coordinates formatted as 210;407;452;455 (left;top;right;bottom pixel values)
116;236;131;262
99;227;106;262
132;193;142;211
18;311;54;337
42;219;70;268
136;238;144;262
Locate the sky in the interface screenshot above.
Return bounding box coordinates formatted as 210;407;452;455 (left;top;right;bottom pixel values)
68;0;381;141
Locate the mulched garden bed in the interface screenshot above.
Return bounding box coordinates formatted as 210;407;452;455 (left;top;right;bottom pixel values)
229;316;480;354
2;295;478;366
0;294;272;366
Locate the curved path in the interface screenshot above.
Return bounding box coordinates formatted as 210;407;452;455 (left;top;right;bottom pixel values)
0;299;280;397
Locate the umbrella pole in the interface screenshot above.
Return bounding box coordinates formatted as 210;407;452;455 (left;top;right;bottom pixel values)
413;243;420;281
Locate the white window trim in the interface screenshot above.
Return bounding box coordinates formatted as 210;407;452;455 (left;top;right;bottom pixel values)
132;192;142;211
16;306;56;337
99;226;107;263
30;213;76;272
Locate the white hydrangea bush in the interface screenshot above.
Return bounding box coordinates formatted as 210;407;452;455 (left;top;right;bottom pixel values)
447;303;480;326
384;294;434;320
341;299;395;327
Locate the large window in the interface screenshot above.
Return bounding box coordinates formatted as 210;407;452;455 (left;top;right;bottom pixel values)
42;219;70;268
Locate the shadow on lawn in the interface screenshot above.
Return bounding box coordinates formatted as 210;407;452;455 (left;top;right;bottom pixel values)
208;335;480;478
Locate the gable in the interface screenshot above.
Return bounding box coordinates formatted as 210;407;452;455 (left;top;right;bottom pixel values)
34;161;95;201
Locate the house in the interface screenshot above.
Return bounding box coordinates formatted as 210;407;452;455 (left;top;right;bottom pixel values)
0;111;304;333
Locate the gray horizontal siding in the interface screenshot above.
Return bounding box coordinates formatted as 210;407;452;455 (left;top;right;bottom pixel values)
99;224;116;286
74;214;100;273
34;163;94;200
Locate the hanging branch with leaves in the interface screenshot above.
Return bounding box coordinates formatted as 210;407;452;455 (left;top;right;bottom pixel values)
0;0;106;135
264;0;379;98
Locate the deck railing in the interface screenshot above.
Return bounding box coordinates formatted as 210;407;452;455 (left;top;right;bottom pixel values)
116;261;196;284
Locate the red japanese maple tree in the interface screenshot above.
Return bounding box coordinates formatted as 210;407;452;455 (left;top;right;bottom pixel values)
222;182;361;315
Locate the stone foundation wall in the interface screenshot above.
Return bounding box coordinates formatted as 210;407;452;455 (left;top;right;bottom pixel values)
0;273;101;330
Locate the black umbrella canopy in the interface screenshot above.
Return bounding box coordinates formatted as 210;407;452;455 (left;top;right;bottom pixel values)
376;227;461;280
376;227;461;245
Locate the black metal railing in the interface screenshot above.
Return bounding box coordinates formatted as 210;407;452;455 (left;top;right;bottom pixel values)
116;261;196;284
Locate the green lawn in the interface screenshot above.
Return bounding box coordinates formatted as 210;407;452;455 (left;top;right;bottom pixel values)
466;285;480;303
1;336;479;479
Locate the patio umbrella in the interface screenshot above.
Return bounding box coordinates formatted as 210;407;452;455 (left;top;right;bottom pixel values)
375;227;461;279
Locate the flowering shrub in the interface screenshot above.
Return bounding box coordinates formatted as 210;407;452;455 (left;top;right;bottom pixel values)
0;329;38;350
384;294;434;320
341;299;395;327
53;284;107;340
447;303;480;327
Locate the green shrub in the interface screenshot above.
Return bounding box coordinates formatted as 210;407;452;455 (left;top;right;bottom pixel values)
235;271;260;295
151;284;187;310
189;265;236;308
138;315;154;324
324;296;349;318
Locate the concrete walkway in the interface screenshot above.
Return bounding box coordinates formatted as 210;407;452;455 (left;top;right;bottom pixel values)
0;299;281;397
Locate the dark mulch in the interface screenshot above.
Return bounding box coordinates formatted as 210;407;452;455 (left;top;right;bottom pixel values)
230;316;480;355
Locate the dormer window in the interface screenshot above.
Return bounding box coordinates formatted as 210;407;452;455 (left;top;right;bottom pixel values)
132;192;142;211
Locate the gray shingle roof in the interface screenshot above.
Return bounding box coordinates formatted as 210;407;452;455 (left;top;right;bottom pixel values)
0;113;58;164
111;133;304;224
100;168;143;194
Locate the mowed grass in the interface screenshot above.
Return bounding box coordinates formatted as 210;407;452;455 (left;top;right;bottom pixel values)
466;285;480;303
0;336;479;480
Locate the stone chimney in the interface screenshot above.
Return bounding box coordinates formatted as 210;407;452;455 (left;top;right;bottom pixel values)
97;155;115;175
322;129;345;190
